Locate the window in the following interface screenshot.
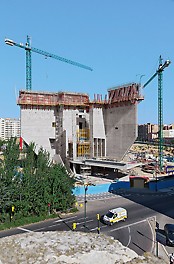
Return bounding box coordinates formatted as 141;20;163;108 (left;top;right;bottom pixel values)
79;122;83;129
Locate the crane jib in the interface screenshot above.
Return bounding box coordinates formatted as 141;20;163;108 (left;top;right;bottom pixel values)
5;36;93;90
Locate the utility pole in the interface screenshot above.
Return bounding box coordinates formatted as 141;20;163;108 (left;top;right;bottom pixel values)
84;184;88;229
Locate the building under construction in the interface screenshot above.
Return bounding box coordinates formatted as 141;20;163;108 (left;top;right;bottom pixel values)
18;83;143;172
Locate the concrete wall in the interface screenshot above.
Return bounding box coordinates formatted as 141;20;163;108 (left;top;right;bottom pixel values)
21;106;55;158
89;107;106;158
91;108;106;138
103;103;137;161
20;92;138;164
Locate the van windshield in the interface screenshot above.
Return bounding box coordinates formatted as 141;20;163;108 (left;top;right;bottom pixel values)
106;211;114;218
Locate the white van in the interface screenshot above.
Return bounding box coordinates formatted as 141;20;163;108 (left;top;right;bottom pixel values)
103;207;127;225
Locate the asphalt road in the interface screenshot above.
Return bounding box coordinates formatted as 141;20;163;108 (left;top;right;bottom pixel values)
0;192;174;257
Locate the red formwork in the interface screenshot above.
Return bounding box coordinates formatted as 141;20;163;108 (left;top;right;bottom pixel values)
17;90;89;106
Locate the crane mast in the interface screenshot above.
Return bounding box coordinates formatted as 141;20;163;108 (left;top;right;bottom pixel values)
142;56;171;172
158;56;163;172
26;36;32;91
5;36;93;91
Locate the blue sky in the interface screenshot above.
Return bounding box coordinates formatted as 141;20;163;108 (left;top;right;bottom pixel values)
1;0;174;124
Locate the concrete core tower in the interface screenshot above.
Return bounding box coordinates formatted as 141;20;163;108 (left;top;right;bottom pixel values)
17;83;143;167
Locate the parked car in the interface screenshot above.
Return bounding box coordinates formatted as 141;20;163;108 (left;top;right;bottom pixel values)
164;224;174;246
103;207;127;226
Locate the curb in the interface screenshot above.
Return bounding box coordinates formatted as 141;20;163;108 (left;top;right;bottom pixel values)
111;188;171;196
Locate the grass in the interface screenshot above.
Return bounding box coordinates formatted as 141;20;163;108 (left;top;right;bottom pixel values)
0;214;58;231
0;207;78;231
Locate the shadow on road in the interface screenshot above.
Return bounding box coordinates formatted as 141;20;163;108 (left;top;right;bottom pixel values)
132;241;146;253
111;189;174;221
137;230;154;242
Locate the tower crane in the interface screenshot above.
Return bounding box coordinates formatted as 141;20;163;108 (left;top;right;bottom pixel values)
142;56;171;172
5;36;93;91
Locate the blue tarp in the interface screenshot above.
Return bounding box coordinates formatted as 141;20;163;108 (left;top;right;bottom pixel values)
149;178;174;191
73;178;174;195
73;181;130;196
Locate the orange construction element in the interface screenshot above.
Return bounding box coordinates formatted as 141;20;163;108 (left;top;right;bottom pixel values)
18;90;89;107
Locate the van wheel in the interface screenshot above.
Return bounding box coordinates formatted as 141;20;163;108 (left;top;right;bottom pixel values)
123;218;126;222
110;222;113;226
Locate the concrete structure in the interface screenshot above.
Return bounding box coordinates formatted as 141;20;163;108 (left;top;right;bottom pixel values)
17;83;143;169
138;123;174;143
138;123;159;141
163;129;174;138
0;118;20;140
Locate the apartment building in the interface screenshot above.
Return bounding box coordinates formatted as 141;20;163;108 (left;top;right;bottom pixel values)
138;123;174;142
0;118;20;140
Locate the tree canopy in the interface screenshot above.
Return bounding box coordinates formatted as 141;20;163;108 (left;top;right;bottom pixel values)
0;138;75;222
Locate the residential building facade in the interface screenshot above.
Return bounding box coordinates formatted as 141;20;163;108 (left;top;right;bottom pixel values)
138;123;174;143
0;118;20;140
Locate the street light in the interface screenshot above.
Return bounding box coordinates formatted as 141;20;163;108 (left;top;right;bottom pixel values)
136;74;145;85
140;74;145;85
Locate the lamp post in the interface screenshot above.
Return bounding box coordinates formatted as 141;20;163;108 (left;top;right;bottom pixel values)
84;184;88;229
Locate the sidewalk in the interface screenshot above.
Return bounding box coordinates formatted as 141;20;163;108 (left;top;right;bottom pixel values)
158;243;169;263
111;187;172;195
148;217;169;263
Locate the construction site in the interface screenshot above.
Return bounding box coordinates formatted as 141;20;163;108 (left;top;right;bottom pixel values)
6;36;174;191
18;82;143;177
17;84;174;193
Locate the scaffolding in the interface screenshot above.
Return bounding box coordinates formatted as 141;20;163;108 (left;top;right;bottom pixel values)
77;129;90;157
77;129;90;142
77;142;90;158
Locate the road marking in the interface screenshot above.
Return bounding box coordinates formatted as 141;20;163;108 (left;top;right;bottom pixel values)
45;223;60;228
90;225;107;231
77;217;89;221
34;227;48;231
147;217;155;253
126;226;131;247
17;227;33;233
77;219;94;226
90;227;98;231
162;244;169;257
77;195;119;202
34;223;61;231
54;216;77;223
109;219;147;232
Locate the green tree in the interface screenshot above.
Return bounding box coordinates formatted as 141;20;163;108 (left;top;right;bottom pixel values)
0;139;6;150
0;140;76;221
48;164;75;212
18;143;75;216
0;138;20;221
